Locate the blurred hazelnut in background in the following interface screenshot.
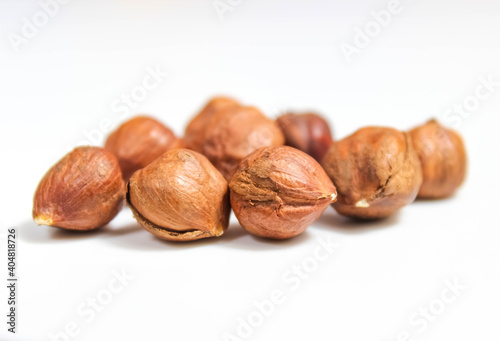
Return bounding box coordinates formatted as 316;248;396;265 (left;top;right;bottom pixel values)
184;96;240;152
185;98;284;181
322;127;422;219
277;112;333;162
409;119;467;199
105;116;181;180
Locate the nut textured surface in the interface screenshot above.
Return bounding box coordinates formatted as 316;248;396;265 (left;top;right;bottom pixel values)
184;97;240;152
33;146;125;230
409;119;467;198
127;149;230;242
230;146;337;239
277;113;333;162
200;105;285;181
322;127;422;219
105;116;180;180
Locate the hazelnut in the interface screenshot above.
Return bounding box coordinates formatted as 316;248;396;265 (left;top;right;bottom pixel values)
190;105;285;181
104;116;180;180
277;112;334;162
322;127;422;219
184;97;240;152
33;146;125;231
229;146;337;239
127;149;230;242
409;119;467;198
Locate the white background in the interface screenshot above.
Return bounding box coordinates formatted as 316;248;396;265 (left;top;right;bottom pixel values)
1;0;499;340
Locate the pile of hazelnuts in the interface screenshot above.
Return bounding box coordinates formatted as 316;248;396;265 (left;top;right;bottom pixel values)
33;97;467;241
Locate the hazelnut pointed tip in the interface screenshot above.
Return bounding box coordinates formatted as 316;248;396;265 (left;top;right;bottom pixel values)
318;192;337;203
34;215;53;226
331;192;337;202
212;224;225;237
355;199;370;208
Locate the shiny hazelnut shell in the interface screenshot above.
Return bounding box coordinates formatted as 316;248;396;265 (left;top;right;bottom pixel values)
33;146;125;230
229;146;337;239
127;149;230;242
322;127;423;219
277;113;334;162
409;119;467;198
104;116;180;180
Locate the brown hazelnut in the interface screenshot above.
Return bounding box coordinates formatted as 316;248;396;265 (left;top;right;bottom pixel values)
193;105;285;181
127;149;230;242
229;146;337;239
184;97;240;152
104;116;180;180
33;146;125;231
277;112;334;162
322;127;422;219
409;119;467;198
